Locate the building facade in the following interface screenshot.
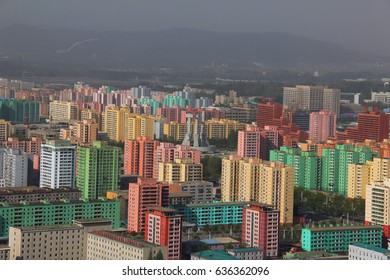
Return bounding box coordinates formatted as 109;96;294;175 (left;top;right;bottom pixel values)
40;140;76;189
76;141;121;199
301;225;382;252
241;204;279;258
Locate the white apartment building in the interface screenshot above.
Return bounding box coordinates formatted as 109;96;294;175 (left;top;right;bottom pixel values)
349;243;390;260
39;140;76;189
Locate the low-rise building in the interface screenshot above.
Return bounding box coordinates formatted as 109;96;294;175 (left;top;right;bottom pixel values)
349;243;390;260
9;225;85;260
227;247;263;260
301;225;382;253
0;186;81;203
87;230;167;260
0;199;120;239
191;250;239;260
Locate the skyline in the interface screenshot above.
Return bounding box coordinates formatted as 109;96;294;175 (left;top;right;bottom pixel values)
1;1;390;55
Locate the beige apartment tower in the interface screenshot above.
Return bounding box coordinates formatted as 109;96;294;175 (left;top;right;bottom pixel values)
158;159;203;183
221;155;294;225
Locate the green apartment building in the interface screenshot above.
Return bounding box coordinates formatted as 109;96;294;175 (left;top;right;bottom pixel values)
270;146;322;190
172;201;246;226
0;99;40;123
0;198;120;239
301;225;382;253
137;98;162;115
77;141;121;199
322;144;376;195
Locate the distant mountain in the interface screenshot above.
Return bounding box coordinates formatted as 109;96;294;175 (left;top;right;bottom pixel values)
0;25;388;70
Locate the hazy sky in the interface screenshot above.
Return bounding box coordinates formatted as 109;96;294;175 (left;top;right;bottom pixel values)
1;0;390;55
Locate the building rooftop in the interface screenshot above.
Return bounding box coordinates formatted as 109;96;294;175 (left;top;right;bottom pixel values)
304;225;382;232
0;186;80;195
283;250;340;260
184;201;248;207
192;250;239;260
89;230;159;248
0;244;10;250
147;206;178;213
201;237;239;245
0;198;118;208
228;247;263;253
73;218;112;225
182;201;273;208
351;243;390;254
12;224;82;232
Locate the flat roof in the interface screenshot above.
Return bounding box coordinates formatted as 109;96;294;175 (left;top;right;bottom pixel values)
305;225;382;232
12;224;82;232
0;199;117;208
0;186;80;195
201;237;239;245
73;218;112;224
89;230;160;248
147;206;178;213
184;201;248;207
183;201;273;208
192;250;239;260
228;247;263;253
351;243;390;254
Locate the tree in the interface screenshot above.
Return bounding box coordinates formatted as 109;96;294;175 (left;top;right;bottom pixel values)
147;251;153;260
154;250;164;260
192;226;198;234
224;243;234;252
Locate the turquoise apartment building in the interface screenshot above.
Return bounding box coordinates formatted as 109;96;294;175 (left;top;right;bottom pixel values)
172;201;246;226
301;225;382;253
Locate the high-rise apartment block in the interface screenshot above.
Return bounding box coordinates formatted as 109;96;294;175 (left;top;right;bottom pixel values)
237;125;262;158
76;119;99;146
40;140;76;189
270;146;322;191
49;101;80;122
102;107;129;142
145;207;182;260
205;119;246;139
153;143;201;178
348;164;371;199
221;156;293;225
337;110;389;142
365;179;390;238
127;178;170;233
256;102;283;129
124;137;159;178
126;114;155;140
283;85;340;116
322;144;375;196
0;120;10;141
158;159;203;183
309;110;337;142
0;99;40;123
0;148;30;187
77;141;121;199
241;204;279;258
